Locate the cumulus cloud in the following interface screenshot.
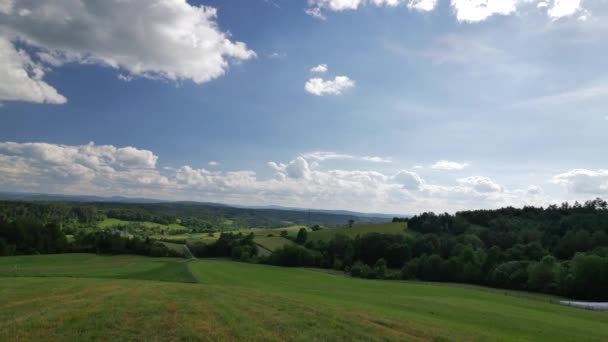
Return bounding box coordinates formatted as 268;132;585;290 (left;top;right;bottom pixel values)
393;170;425;191
450;0;518;22
308;0;365;12
431;160;469;170
0;37;66;104
305;76;355;96
301;151;391;163
457;176;503;193
307;0;589;22
0;141;166;195
407;0;439;12
268;52;287;59
310;64;328;73
0;0;254;104
527;185;543;195
306;0;437;19
0;141;558;213
552;169;608;194
548;0;583;19
208;161;221;167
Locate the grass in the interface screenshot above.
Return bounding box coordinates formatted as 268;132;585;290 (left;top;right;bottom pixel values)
97;218;188;232
0;254;196;283
254;236;296;255
152;225;307;246
159;241;186;256
308;222;408;242
2;254;608;341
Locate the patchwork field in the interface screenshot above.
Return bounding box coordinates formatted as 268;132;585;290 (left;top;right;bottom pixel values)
1;254;607;341
153;225;308;252
254;236;296;255
307;222;408;242
97;218;189;234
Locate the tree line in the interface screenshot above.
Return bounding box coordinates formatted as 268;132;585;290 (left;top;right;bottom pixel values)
0;217;181;258
259;199;608;301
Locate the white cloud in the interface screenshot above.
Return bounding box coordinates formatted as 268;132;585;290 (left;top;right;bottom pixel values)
307;0;593;22
306;0;437;19
0;141;166;195
310;64;329;73
305;7;327;20
393;170;425;191
0;0;14;15
515;82;608;108
527;185;543;195
301;151;391;163
308;0;365;12
305;76;355;96
457;176;503;193
431;160;469;170
450;0;518;23
548;0;583;19
0;0;254;104
0;37;66;104
0;141;566;213
408;0;439;12
552;169;608;194
268;52;287;59
208;161;221;167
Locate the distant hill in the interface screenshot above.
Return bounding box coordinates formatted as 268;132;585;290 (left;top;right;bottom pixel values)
236;204;408;219
0;192;167;204
0;191;403;223
0;192;395;229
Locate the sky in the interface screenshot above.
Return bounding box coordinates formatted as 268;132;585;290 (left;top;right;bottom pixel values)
0;0;607;214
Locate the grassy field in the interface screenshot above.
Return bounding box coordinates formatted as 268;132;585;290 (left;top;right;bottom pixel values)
152;232;219;244
97;218;188;232
307;222;408;242
254;236;296;255
1;254;608;341
159;241;186;256
0;254;195;283
152;225;307;247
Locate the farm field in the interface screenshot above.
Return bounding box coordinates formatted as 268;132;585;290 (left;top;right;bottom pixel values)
159;241;187;256
0;254;196;283
153;225;307;250
1;255;608;341
307;222;408;242
97;218;188;233
254;236;296;255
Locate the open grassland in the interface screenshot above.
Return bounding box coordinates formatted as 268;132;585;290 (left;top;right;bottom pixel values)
254;236;296;255
308;222;408;242
1;255;608;341
0;254;196;283
153;225;307;248
159;241;187;256
97;218;188;232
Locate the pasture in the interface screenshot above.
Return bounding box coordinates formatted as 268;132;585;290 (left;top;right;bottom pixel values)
1;254;608;341
307;222;408;242
97;218;188;234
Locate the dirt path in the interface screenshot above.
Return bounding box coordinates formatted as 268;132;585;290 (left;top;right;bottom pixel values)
183;245;196;260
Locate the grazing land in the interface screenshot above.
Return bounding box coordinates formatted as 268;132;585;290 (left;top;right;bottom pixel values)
254;236;296;255
307;222;408;242
1;254;607;341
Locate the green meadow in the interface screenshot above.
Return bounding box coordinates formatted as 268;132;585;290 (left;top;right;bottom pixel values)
1;254;607;341
307;222;408;241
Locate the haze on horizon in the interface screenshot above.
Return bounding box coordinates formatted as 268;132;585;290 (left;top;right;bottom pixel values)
1;0;607;214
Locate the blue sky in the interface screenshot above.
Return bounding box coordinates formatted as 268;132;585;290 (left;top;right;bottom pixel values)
1;0;607;214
